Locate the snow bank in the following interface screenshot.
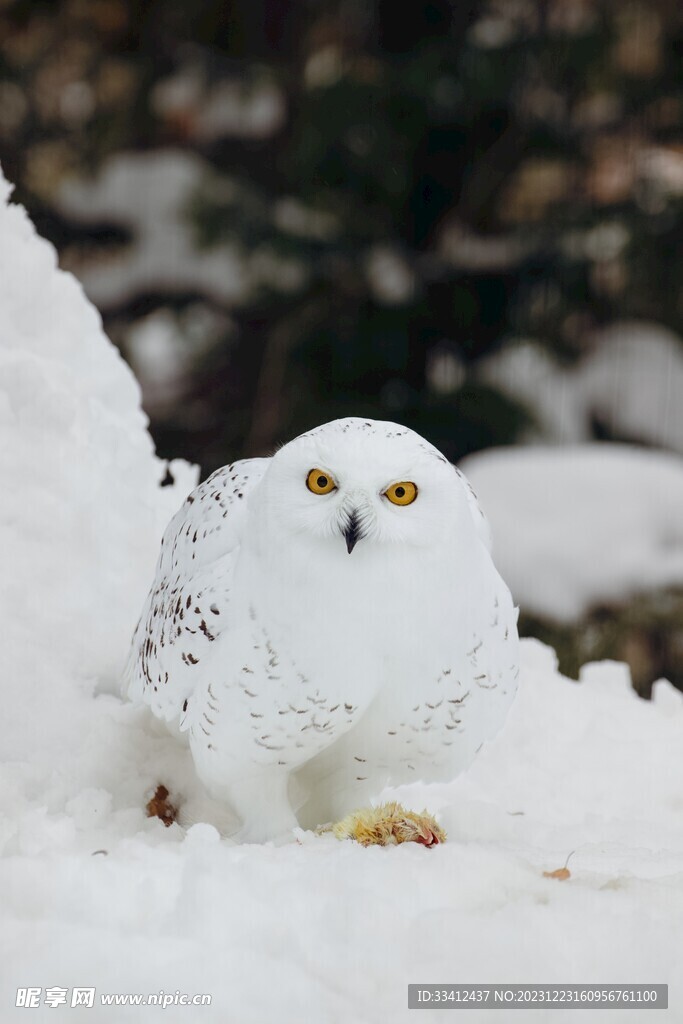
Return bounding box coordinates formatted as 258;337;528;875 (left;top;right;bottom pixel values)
0;168;197;758
477;321;683;452
462;444;683;622
2;173;682;1023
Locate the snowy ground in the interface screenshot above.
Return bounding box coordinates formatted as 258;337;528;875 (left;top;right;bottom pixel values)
2;642;683;1023
2;169;683;1022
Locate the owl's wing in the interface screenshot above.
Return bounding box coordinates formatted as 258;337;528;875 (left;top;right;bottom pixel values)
455;465;493;552
123;457;269;723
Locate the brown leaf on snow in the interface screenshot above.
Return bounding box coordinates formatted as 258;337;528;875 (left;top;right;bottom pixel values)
543;866;571;881
146;783;177;827
543;849;575;880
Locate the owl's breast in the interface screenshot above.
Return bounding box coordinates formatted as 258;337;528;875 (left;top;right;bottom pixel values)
242;541;468;714
206;536;516;776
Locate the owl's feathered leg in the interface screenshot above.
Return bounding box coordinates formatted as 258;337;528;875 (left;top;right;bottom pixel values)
321;802;446;847
211;769;299;845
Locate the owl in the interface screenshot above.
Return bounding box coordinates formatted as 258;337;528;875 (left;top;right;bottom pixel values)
125;418;519;842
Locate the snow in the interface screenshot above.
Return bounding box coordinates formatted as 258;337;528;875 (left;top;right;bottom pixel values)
475;339;587;442
0;167;197;760
2;170;683;1022
461;443;683;621
366;245;416;305
4;634;683;1023
57;151;249;309
123;304;234;416
582;321;683;453
58;150;309;310
477;322;683;453
124;309;190;413
436;217;532;271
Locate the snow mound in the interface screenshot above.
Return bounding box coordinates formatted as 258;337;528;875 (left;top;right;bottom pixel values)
462;443;683;621
0;167;197;764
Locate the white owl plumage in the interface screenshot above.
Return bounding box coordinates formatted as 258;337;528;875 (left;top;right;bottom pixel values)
125;417;519;841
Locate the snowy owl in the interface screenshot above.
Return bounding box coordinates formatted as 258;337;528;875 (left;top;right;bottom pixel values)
125;418;519;843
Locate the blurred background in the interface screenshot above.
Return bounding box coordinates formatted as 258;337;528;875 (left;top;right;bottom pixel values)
1;0;682;693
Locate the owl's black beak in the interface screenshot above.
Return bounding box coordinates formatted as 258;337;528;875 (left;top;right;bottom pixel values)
343;510;363;554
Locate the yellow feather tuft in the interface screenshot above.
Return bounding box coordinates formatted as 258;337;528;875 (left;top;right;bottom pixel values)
323;801;446;847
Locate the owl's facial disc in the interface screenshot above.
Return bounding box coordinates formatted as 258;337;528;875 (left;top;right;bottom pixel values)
304;466;420;553
264;419;467;556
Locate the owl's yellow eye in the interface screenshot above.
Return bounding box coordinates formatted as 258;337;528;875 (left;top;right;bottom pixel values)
306;468;337;494
384;481;418;506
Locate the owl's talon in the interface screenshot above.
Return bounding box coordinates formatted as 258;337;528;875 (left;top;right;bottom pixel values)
328;801;446;847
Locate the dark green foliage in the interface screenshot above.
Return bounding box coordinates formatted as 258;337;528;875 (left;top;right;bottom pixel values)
0;0;681;473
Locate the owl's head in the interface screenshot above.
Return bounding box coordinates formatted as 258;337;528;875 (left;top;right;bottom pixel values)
256;418;479;554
